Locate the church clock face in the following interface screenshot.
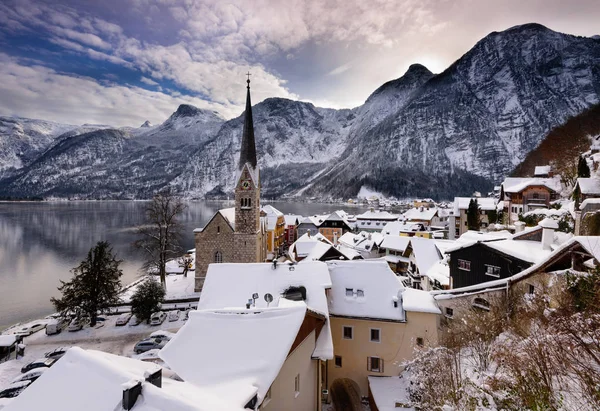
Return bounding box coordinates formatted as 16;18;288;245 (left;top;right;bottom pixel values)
241;180;251;190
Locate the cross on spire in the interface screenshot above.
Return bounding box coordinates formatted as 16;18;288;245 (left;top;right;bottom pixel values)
246;71;251;87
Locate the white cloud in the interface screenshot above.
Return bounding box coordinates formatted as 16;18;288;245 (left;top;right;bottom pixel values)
140;76;159;86
328;63;351;76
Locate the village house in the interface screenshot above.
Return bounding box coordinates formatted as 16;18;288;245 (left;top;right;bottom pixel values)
379;236;411;274
338;231;385;259
452;197;499;238
499;177;561;225
166;261;333;411
381;220;427;237
193;79;267;292
289;232;361;262
318;211;354;242
534;165;553;178
445;219;565;289
433;236;600;323
573;177;600;208
355;209;399;232
284;214;302;249
325;260;440;400
296;216;323;238
401;206;440;227
262;205;286;258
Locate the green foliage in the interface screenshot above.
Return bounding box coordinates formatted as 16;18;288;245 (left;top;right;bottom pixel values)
488;209;498;224
467;199;481;230
578;156;591;178
131;279;165;324
567;269;600;313
51;241;123;326
518;213;541;227
582;212;600;236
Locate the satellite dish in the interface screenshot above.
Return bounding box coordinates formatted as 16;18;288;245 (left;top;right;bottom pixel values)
264;293;273;303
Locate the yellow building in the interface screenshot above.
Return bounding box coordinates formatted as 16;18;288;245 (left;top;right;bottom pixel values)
324;260;441;398
262;205;286;257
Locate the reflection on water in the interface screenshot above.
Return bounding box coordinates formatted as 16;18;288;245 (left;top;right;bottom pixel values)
0;200;367;330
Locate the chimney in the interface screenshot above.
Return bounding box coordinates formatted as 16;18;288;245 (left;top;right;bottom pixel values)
448;211;456;240
514;221;525;233
333;231;338;246
122;380;143;411
145;369;162;388
539;218;558;251
307;229;311;238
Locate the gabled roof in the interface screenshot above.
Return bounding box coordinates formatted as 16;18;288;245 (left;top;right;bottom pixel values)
197;262;333;360
501;177;561;194
356;210;399;221
410;237;442;274
284;214;302;226
5;347;240;411
326;260;440;320
379;236;411;253
575;178;600;195
381;221;424;236
402;207;438;221
453;197;498;213
261;205;283;231
534;165;551;176
160;304;307;408
291;232;332;258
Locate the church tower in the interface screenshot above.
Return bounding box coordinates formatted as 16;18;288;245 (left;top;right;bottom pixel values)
234;75;265;263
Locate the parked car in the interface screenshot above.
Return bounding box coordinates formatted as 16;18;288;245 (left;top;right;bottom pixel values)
149;330;175;341
128;315;141;326
149;311;166;326
44;346;70;360
11;368;47;384
20;358;57;374
67;317;88;332
134;338;167;354
15;323;46;336
115;313;133;326
45;318;67;335
167;310;180;322
0;381;31;399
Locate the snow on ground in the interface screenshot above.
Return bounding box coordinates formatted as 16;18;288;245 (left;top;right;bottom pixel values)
368;375;415;411
120;272;199;303
357;186;385;200
0;315;185;393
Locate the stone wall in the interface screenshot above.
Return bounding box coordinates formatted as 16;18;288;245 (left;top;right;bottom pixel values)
194;213;235;292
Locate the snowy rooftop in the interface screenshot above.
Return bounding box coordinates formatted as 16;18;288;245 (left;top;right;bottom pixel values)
379;236;411;253
290;232;332;258
0;335;17;347
283;214;302;226
160;304;306;407
326;260;439;320
402;207;438;221
410;237;442;274
381;221;424;236
197;261;333;359
576;178;600;195
501;177;561;194
453;197;498;213
534;165;551;176
368;376;414;411
484;239;552;264
4;347;241;411
425;260;450;287
356;210;399;220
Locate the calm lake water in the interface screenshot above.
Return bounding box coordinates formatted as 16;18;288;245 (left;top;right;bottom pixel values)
0;200;368;330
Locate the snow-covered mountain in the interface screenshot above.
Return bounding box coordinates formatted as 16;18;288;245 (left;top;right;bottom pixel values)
1;24;600;200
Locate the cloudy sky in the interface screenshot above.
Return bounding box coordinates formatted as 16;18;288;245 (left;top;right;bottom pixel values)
0;0;599;127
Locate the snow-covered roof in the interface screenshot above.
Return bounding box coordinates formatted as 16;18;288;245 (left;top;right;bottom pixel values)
453;197;498;213
356;210;399;221
4;347;240;411
299;215;325;227
300;241;335;261
384;255;410;264
425;260;450;287
379;236;411;253
160;304;306;407
402;207;438;221
368;376;413;411
197;262;333;359
576;178;600;195
218;207;236;229
580;198;600;210
290;232;332;258
381;221;424;236
484;239;551;264
283;214;302;226
410;237;442;274
501;177;561;194
261;205;283;231
0;335;17;347
336;244;363;260
534;165;551;176
326;260;439;319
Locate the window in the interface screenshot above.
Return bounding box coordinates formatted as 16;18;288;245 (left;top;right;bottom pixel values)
217;225;220;234
485;264;500;278
214;251;222;263
367;357;383;373
458;259;471;271
294;374;300;396
416;337;424;347
464;221;467;226
528;284;535;295
356;289;364;298
473;297;490;311
370;328;381;342
343;326;353;340
445;307;454;318
241;198;252;208
345;288;353;297
334;356;342;368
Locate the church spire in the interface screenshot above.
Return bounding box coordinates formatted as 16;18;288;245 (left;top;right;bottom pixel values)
238;73;257;171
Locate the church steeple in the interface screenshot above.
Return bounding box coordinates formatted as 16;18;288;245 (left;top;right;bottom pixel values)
239;74;257;171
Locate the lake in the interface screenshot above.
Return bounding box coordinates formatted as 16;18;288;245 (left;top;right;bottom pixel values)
0;200;368;330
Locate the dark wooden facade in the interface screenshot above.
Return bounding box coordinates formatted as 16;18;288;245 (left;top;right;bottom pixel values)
449;242;532;289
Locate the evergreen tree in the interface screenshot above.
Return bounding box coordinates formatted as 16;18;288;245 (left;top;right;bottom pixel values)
131;279;165;324
467;199;481;231
578;156;591;178
51;241;123;326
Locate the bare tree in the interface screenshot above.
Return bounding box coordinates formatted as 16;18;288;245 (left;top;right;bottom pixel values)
178;253;194;277
135;190;187;289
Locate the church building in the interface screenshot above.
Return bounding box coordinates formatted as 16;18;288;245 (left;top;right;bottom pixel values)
194;77;267;292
